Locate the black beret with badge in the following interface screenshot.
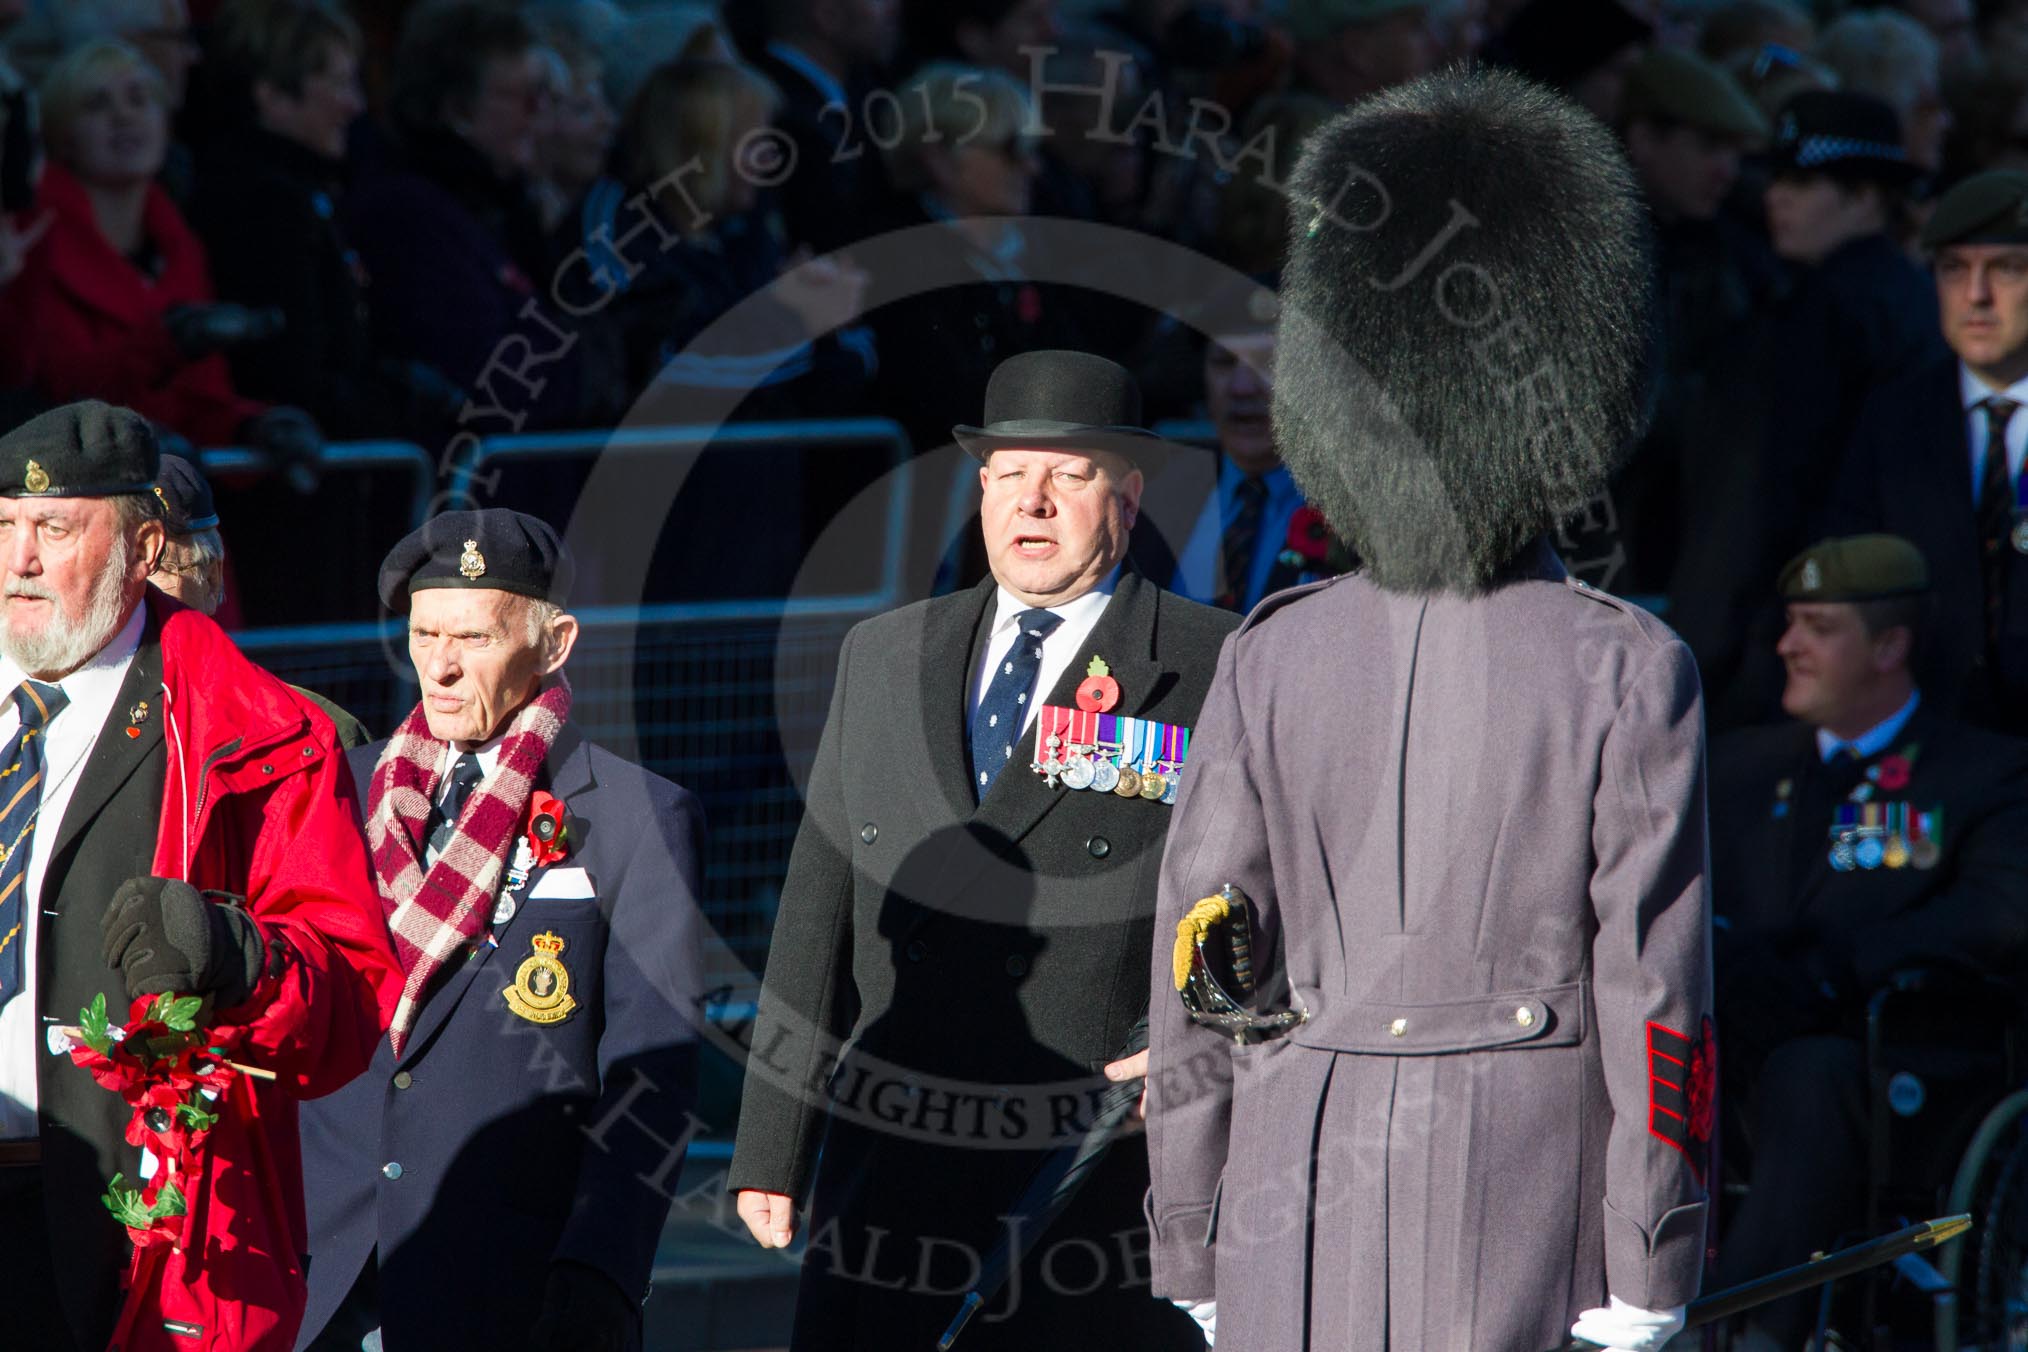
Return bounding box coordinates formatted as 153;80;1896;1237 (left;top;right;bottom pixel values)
1778;534;1930;602
0;399;160;498
152;454;219;534
1920;169;2028;251
377;509;575;613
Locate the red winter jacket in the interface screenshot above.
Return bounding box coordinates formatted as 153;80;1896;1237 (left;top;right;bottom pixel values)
0;165;267;447
110;596;399;1351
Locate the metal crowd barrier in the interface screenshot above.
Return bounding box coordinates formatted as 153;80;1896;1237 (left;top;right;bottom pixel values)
201;440;436;533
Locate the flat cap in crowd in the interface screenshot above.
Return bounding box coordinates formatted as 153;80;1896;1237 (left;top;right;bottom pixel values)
378;509;575;612
0;399;160;499
1779;535;1930;602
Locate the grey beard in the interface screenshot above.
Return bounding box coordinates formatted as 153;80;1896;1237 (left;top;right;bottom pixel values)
2;536;137;679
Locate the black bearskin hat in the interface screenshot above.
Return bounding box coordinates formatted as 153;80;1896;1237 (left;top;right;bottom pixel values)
1273;68;1651;594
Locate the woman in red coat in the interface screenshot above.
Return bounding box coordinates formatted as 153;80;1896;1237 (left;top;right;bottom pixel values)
0;38;318;460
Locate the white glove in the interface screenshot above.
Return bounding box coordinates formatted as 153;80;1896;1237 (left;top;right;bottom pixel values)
1173;1298;1216;1346
1569;1296;1686;1351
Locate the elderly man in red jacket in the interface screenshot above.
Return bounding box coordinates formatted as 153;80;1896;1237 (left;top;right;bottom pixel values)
0;400;398;1352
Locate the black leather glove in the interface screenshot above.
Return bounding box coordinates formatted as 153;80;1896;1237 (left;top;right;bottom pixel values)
528;1261;639;1352
164;303;285;358
239;406;323;495
101;877;265;1007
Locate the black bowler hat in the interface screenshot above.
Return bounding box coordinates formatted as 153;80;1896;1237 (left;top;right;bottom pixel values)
153;454;219;534
1769;90;1919;184
0;399;159;498
377;509;575;613
953;350;1162;463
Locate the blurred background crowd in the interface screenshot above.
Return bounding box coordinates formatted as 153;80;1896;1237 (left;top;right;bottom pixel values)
11;0;2028;1342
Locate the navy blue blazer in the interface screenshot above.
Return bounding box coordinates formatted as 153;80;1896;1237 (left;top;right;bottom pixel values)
1827;354;2028;731
296;723;707;1351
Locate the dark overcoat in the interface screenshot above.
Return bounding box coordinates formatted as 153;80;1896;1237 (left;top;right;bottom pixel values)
729;569;1232;1350
1827;355;2028;734
297;724;707;1352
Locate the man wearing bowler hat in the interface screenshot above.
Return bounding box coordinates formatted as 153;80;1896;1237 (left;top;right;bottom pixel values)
295;510;709;1352
729;349;1232;1348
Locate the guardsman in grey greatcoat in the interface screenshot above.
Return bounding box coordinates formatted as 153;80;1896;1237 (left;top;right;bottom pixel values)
1145;70;1715;1352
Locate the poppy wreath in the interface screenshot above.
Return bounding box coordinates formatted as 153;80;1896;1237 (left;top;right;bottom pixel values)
66;991;249;1248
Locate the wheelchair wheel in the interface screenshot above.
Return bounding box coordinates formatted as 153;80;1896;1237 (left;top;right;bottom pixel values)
1943;1090;2028;1350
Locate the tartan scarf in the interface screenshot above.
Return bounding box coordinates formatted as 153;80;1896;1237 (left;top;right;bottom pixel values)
366;680;571;1054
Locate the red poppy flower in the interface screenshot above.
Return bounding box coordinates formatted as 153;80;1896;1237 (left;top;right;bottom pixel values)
1875;755;1912;791
1285;506;1333;564
527;792;571;867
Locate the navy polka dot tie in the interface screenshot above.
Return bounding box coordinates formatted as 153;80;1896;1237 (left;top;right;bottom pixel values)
970;608;1062;801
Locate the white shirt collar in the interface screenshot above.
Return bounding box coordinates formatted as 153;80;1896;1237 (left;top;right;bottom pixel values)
987;566;1120;640
1816;689;1921;763
1960;363;2028;411
0;600;145;712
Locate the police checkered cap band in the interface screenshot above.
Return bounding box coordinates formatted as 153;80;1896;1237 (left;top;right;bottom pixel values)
1794;135;1906;167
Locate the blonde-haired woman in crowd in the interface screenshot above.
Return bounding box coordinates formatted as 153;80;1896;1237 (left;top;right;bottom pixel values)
566;56;874;424
0;37;317;462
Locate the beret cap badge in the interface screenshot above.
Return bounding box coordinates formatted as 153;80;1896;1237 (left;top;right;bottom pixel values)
1801;559;1822;592
23;461;49;494
458;540;486;580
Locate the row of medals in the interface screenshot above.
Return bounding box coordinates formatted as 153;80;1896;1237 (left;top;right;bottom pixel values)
1035;733;1180;803
1828;826;1938;873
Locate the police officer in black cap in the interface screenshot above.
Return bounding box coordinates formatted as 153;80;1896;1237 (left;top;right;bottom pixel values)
1829;169;2028;734
1710;534;2028;1348
296;509;709;1352
1670;89;1947;730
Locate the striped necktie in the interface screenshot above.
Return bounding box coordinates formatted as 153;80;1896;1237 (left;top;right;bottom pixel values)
0;680;68;1009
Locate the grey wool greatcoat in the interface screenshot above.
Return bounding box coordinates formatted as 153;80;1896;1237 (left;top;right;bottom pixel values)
729;568;1234;1351
1146;549;1714;1352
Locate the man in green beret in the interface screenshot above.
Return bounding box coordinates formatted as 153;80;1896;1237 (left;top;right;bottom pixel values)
1612;46;1781;593
0;399;398;1351
1287;0;1439;105
1830;169;2028;734
1706;533;2028;1348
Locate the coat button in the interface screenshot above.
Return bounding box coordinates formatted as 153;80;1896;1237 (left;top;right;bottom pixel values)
301;746;314;757
1087;836;1110;859
1004;954;1028;979
905;939;927;963
260;764;274;775
861;823;878;845
382;1162;403;1180
1514;1006;1535;1028
393;1071;413;1089
1388;1018;1408;1038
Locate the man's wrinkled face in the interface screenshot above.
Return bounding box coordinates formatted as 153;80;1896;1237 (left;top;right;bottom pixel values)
1937;243;2028;379
0;496;153;679
408;588;562;747
979;447;1142;607
1776;601;1895;727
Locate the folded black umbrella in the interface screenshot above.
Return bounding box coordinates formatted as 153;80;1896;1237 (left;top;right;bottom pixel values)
938;1017;1149;1351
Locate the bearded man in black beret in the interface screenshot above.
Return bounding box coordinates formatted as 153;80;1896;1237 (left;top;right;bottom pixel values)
0;399;398;1352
